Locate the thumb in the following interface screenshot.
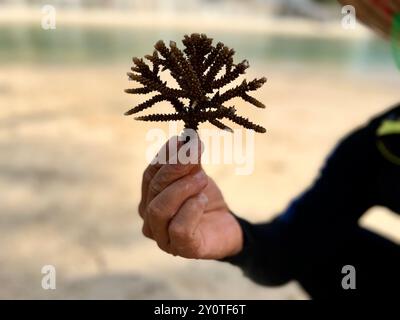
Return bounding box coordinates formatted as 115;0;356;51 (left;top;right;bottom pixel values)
173;129;204;167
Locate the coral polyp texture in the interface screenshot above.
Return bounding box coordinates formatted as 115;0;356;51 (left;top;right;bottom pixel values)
124;33;267;133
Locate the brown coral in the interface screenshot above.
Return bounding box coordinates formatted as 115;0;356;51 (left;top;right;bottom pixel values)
124;33;267;133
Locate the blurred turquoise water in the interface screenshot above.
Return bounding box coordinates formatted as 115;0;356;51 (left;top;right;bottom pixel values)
392;14;400;70
0;24;397;73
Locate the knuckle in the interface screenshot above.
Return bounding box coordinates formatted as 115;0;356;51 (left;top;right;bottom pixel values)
169;223;190;242
148;178;162;195
138;202;145;217
191;171;207;187
181;178;205;195
158;169;176;186
156;241;169;253
176;238;204;259
182;181;194;193
193;245;206;259
142;225;152;238
148;166;185;194
142;169;153;184
189;199;204;211
168;163;186;174
147;202;164;220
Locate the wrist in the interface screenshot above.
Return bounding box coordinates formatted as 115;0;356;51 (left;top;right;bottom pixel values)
218;213;255;263
227;216;244;257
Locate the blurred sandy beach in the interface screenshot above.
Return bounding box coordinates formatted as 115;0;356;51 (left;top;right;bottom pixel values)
0;2;399;299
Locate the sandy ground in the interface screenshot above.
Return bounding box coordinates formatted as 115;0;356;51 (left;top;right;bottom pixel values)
0;62;399;299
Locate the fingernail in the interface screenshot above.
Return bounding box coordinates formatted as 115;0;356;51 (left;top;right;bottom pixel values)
193;170;206;182
198;193;208;204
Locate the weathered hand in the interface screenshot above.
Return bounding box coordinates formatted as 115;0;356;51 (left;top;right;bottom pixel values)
138;134;243;259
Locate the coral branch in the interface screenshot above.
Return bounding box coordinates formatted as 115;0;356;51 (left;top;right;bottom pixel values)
241;94;266;109
209;119;234;133
124;87;152;95
212;59;249;89
135;113;183;122
225;113;266;133
124;95;166;115
124;33;267;134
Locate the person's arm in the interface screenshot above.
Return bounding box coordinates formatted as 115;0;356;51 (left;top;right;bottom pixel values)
137;104;400;291
221;215;293;286
222;103;400;286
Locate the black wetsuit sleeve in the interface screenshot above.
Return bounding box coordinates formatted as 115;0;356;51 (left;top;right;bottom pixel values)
221;215;293;286
220;105;400;296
